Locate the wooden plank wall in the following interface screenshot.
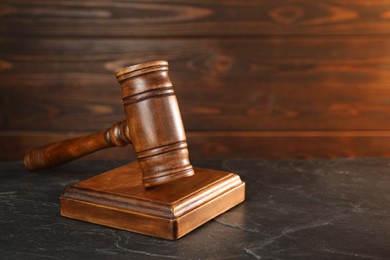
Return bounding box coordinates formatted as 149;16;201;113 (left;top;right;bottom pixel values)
2;0;390;160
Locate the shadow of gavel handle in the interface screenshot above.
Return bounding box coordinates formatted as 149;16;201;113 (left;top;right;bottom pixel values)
24;121;131;171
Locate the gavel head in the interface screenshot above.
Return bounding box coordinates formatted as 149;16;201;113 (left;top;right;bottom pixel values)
115;61;194;187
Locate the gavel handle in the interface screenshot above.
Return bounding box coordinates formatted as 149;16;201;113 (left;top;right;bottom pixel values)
24;121;131;171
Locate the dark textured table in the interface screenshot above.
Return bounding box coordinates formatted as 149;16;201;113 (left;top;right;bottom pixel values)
1;159;389;259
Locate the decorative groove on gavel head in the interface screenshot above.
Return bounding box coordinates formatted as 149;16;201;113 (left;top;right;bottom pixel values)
105;120;131;147
115;60;194;188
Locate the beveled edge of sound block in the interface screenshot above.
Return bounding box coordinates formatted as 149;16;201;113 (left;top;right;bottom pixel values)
60;162;245;240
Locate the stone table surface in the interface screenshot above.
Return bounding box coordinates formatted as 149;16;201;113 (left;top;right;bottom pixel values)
0;159;389;259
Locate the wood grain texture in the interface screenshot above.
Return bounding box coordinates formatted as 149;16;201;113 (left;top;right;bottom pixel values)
2;38;390;132
2;1;390;160
1;0;390;37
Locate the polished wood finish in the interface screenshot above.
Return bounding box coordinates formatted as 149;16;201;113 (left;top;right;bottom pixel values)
24;121;130;171
60;161;245;240
24;59;245;239
23;61;195;187
3;1;390;160
116;61;194;187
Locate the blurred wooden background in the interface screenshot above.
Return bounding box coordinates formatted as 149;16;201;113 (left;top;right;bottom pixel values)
2;0;390;160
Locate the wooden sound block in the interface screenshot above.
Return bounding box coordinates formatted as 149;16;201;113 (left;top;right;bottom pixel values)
60;162;245;240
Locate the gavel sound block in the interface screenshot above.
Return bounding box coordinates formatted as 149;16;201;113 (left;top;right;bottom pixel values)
30;61;245;240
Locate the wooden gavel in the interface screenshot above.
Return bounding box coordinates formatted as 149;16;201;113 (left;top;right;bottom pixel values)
24;60;194;187
24;120;131;171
